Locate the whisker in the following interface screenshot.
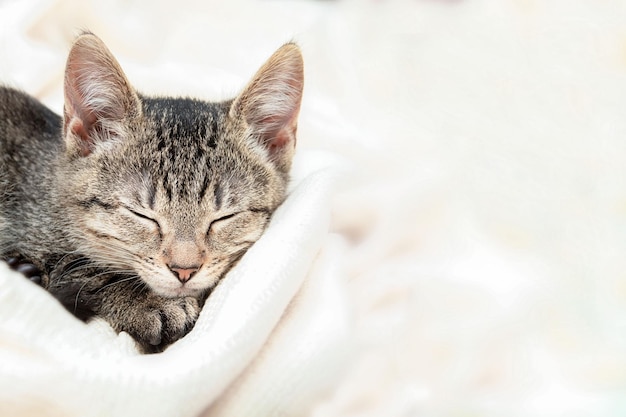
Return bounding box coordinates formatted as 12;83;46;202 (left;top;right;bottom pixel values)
93;275;140;294
73;279;92;314
51;249;85;272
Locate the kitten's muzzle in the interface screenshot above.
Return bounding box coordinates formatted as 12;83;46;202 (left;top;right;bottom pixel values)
167;264;201;283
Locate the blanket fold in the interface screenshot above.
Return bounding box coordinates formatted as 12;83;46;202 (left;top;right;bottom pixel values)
0;152;349;417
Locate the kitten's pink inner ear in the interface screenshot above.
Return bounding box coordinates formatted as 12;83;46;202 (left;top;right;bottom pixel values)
270;128;291;150
66;117;93;157
233;43;304;171
64;78;100;156
62;32;140;157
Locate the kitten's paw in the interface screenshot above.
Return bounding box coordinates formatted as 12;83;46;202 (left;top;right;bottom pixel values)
4;256;47;287
127;296;201;353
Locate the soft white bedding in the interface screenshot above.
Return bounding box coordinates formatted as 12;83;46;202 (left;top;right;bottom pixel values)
1;0;626;416
0;152;349;417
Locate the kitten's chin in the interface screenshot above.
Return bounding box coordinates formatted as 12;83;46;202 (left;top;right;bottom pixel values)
139;270;216;298
149;284;204;299
143;277;206;298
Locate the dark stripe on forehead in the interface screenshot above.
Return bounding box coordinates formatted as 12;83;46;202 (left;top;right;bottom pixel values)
142;97;223;201
198;171;210;203
156;127;166;151
208;119;218;149
214;182;223;209
163;170;173;201
147;182;156;209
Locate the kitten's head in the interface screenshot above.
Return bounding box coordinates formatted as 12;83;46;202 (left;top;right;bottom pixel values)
59;33;303;297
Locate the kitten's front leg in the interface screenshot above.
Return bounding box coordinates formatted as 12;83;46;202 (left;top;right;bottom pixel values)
48;262;203;353
91;280;203;353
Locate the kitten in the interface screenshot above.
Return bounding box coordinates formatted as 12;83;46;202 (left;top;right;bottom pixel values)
0;32;303;352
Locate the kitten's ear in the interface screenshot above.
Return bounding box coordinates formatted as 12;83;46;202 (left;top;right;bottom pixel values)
63;32;141;157
231;43;304;172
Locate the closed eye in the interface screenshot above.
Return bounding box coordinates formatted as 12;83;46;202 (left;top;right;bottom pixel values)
207;212;240;234
124;207;161;229
207;208;270;236
211;212;238;225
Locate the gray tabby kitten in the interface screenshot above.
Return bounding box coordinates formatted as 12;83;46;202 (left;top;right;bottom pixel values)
0;33;303;352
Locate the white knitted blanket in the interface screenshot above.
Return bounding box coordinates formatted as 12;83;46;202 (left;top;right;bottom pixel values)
3;1;626;416
0;152;351;417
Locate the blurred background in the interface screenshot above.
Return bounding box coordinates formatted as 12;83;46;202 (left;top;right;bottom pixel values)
2;0;626;415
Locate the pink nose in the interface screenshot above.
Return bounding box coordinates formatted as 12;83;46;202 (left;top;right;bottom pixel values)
168;265;200;283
